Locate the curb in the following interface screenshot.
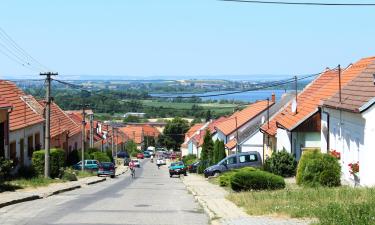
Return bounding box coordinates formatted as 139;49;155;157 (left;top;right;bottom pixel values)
181;177;221;225
86;178;107;185
45;185;81;198
0;195;40;209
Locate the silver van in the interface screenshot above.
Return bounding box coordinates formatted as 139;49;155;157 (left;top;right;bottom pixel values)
203;151;262;177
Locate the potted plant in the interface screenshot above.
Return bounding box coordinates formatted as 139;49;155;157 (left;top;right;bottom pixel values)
348;161;360;186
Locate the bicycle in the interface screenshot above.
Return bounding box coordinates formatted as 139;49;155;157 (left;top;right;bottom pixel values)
130;168;135;178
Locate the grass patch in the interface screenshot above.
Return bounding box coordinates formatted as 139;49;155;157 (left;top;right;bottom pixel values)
76;170;96;178
6;177;64;189
227;184;375;225
0;183;23;192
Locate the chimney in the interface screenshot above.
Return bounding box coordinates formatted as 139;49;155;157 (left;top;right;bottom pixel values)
271;93;276;103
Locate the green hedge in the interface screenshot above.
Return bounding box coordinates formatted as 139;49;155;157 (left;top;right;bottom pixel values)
32;149;65;178
264;150;297;177
296;150;341;187
182;154;197;165
0;157;13;182
90;152;111;162
230;169;285;191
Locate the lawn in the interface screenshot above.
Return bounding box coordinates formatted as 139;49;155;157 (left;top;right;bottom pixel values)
76;170;96;178
227;183;375;225
5;177;65;189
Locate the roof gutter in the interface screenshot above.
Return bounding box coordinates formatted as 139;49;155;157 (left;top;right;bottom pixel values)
359;97;375;113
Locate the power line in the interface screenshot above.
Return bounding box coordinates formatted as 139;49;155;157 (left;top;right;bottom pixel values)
0;27;51;72
220;0;375;6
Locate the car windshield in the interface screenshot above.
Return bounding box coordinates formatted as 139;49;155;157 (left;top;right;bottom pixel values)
101;163;113;168
171;162;183;167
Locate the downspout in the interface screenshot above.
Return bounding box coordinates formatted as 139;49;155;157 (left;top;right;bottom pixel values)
322;110;330;153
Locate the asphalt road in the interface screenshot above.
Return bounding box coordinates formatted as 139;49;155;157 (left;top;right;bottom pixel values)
0;159;208;225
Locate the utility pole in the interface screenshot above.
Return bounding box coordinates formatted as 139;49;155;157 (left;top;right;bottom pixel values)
338;64;342;103
40;72;58;178
235;116;238;154
294;76;298;114
267;98;270;129
111;126;114;159
81;106;88;172
89;113;94;148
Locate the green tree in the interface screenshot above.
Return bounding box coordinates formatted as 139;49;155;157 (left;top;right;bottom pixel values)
217;140;226;162
125;140;138;155
205;110;212;122
123;115;141;123
163;117;189;151
198;130;214;173
213;139;220;164
190;118;202;126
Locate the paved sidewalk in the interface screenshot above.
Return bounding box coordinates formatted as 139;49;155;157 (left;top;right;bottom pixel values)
0;165;128;209
182;174;312;225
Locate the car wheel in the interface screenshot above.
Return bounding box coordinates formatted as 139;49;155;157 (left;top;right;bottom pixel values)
110;175;115;178
170;174;172;178
184;172;187;176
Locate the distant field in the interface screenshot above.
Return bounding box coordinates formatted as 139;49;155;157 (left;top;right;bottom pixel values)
140;100;244;114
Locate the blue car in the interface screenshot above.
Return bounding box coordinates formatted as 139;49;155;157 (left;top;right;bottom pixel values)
73;160;100;171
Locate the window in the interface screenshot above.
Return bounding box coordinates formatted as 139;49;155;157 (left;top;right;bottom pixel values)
226;156;237;165
27;135;34;158
10;142;17;165
35;133;41;150
239;154;258;163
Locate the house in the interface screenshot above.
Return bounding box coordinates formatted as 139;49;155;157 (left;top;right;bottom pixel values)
238;93;294;161
119;126;144;150
182;123;205;156
123;112;146;118
0;96;12;158
215;98;275;156
0;80;44;167
320;56;375;186
261;56;374;160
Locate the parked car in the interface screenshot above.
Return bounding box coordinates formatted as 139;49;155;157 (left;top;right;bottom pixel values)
97;162;116;178
169;161;187;177
143;151;151;158
187;161;200;173
203;151;262;178
137;153;144;159
73;160;100;171
117;151;129;158
131;159;141;168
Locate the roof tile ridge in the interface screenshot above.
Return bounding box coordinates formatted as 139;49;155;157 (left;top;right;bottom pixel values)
53;101;81;128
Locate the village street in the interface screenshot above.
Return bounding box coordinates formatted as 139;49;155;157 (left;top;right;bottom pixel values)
0;159;208;225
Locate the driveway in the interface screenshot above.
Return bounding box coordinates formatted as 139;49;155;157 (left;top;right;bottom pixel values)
0;159;208;225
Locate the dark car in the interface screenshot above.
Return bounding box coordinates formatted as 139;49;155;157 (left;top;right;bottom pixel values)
143;151;151;158
204;151;262;178
169;161;187;177
187;161;200;173
97;162;116;178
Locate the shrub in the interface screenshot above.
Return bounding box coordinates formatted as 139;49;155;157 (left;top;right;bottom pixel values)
17;165;37;179
296;150;340;187
0;157;13;182
61;168;78;181
182;154;197;165
32;149;65;178
219;170;237;187
264;150;297;177
77;150;90;162
90;152;111;162
230;169;285;191
105;149;114;162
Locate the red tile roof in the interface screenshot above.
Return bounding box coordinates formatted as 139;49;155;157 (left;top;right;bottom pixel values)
0;80;44;131
142;124;161;137
225;138;237;150
119;126;143;144
38;101;81;138
216;100;272;136
261;56;375;136
186;123;205;139
322;57;375;113
207;117;228;134
0;95;11;109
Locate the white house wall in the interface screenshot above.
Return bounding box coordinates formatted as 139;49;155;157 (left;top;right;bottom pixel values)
322;107;369;186
9;123;44;166
362;104;375;186
240;131;264;160
276;128;291;153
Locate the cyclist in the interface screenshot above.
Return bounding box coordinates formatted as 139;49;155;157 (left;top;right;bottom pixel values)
129;160;136;178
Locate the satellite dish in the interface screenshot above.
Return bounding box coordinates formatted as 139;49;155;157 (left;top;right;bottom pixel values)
261;116;265;124
291;99;297;113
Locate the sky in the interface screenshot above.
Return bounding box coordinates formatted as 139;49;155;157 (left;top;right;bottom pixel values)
0;0;374;80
